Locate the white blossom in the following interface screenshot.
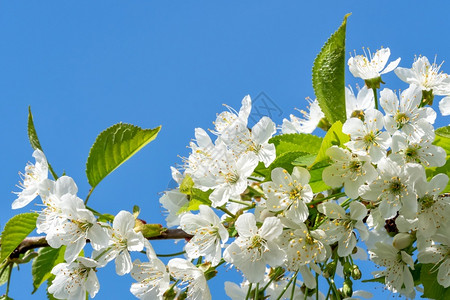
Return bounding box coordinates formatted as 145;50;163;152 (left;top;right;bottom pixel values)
262;167;313;223
395;56;450;95
281;99;324;134
348;48;400;80
380;86;436;142
180;205;228;266
223;213;284;283
342;109;391;163
48;257;100;300
318;201;369;257
130;240;170;299
370;242;415;297
345;86;375;118
12;149;50;209
322;146;377;199
94;210;145;275
168;258;211;300
359;159;424;219
418;233;450;288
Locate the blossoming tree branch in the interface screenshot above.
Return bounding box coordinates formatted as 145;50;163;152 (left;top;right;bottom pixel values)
1;14;450;300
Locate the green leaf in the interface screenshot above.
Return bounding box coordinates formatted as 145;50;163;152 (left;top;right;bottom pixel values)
86;123;161;189
269;134;323;156
0;213;38;263
428;126;450;192
292;154;317;167
178;189;212;213
436;125;450;139
311;121;349;168
27;107;44;151
312;14;350;124
27;108;58;179
31;247;65;293
264;151;311;180
309;161;332;193
420;263;450;299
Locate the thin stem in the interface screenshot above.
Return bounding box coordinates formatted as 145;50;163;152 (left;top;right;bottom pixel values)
156;250;186;257
276;271;298;300
5;263;13;298
217;206;236;218
245;283;253;300
248;176;263;182
229;199;254;207
303;287;308;300
94;246;111;261
254;282;259;300
372;87;378;110
325;277;341;300
315;272;319;300
84;188;94;205
309;192;346;206
290;273;297;299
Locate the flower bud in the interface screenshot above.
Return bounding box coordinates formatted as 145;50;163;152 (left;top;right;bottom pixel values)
323;261;337;278
351;264;361;280
393;233;413;250
343;261;352;277
342;279;353;298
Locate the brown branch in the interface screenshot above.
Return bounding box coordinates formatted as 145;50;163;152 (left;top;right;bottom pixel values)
9;229;192;258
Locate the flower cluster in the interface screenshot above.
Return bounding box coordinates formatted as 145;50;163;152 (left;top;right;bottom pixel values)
10;47;449;300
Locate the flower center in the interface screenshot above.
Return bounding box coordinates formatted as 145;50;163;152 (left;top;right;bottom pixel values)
249;235;264;250
419;194;435;209
389;177;404;195
225;172;239;184
395;113;410;127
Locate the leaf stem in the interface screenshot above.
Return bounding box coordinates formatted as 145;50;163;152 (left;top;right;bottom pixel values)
254;282;259;300
84;188;94;205
315;272;319;300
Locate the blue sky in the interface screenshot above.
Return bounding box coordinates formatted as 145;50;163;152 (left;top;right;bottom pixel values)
1;1;449;299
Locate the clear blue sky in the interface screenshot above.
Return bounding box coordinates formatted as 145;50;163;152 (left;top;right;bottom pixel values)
1;1;449;299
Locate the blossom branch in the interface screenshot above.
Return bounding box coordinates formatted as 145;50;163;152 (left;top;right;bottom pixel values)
8;228;192;258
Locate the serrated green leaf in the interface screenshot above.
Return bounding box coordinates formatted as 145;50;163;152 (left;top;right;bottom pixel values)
420;263;450;299
265;151;310;180
292;154;317;167
27;107;44;151
86;123;161;189
32;247;65;293
27;108;58;179
269;134;323;155
312;14;350;124
311;121;349;168
0;213;38;263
